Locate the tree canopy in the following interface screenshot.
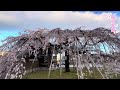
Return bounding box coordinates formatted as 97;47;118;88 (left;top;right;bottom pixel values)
0;27;120;79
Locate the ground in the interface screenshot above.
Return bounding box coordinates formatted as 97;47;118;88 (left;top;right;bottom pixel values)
23;67;120;79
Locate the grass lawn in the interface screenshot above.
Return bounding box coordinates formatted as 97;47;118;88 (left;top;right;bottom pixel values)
23;67;120;79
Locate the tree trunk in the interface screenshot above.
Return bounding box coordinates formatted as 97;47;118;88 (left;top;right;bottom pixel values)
48;55;52;67
65;50;70;72
47;47;52;68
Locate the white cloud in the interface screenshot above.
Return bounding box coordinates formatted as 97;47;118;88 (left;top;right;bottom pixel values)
0;11;120;31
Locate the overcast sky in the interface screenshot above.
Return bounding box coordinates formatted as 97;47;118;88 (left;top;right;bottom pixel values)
0;11;120;45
